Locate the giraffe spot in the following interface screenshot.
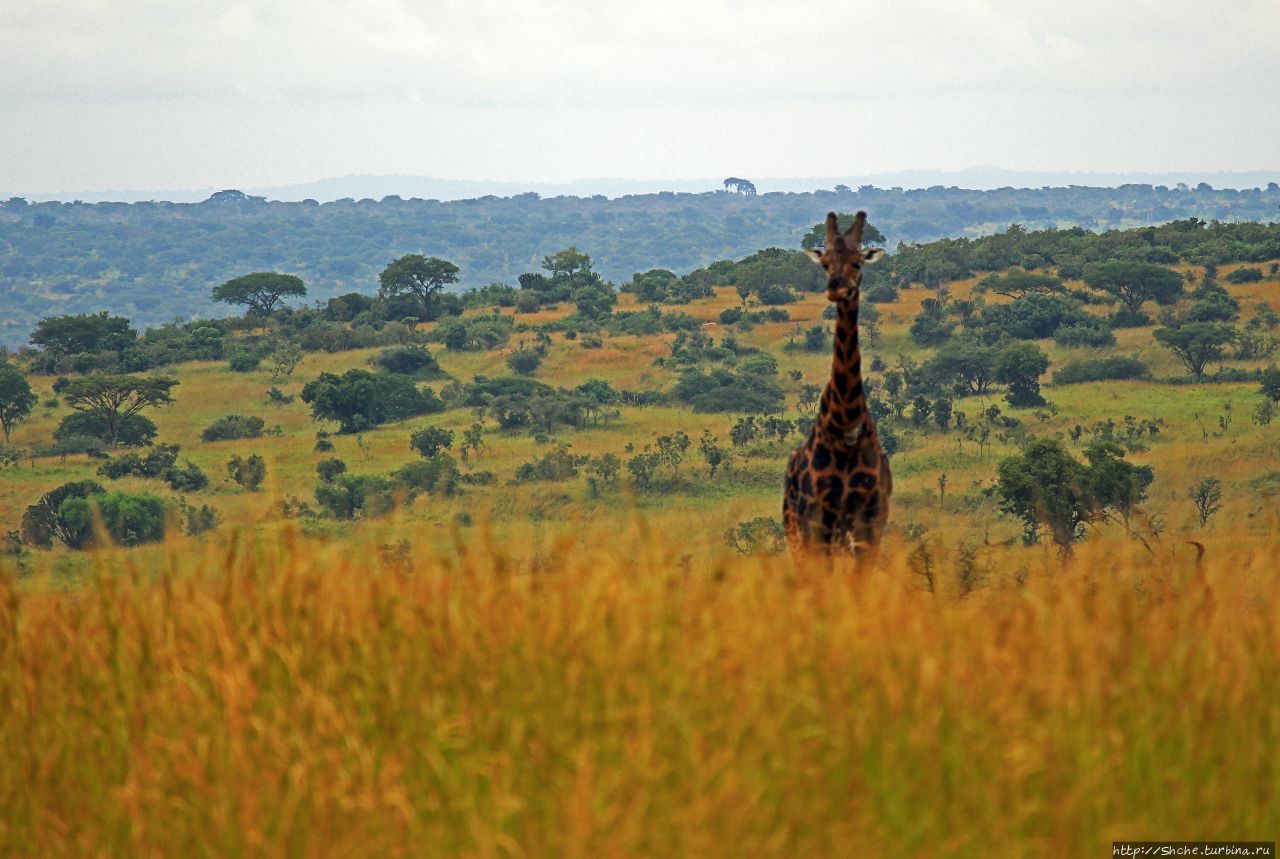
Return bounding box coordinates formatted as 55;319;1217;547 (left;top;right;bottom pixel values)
811;444;832;471
800;472;813;496
832;371;848;392
849;471;876;491
847;403;864;421
850;358;862;376
821;474;845;501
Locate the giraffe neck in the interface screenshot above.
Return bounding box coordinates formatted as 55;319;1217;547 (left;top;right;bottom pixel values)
817;296;868;441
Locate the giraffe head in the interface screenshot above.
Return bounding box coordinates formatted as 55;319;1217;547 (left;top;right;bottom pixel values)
804;211;885;302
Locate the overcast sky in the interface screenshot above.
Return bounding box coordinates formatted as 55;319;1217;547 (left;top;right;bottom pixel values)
2;0;1277;194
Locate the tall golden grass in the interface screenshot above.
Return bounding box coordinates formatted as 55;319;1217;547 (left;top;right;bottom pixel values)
2;521;1277;857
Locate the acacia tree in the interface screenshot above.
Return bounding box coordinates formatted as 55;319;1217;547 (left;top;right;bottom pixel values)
0;363;37;443
211;272;307;315
379;255;459;316
1153;323;1237;379
61;375;178;449
1083;261;1184;323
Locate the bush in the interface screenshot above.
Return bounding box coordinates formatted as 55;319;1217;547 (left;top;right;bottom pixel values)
1052;357;1151;385
515;445;586;482
201;415;265;442
506;348;544;376
316;458;347;483
409;426;454;458
314;473;397;519
431;314;513;351
227;454;267;491
983;294;1092;341
370;345;443;378
97;442;209;491
1109;309;1152;328
1052;322;1116;348
59;491;169;548
862;280;899;303
228;351;261;372
725;517;787;555
394;455;460;496
1225;267;1263;283
672;368;785;414
755;284;800;305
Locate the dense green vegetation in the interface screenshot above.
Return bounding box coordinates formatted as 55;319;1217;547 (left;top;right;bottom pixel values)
3;209;1279;566
4;184;1279;344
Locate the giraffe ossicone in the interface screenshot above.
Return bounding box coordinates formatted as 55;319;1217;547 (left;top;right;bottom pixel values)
783;211;893;562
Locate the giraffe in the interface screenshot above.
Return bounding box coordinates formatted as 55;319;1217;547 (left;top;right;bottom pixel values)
783;211;892;560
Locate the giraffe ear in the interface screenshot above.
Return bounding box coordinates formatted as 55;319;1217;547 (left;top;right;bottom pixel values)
862;248;885;264
804;249;824;264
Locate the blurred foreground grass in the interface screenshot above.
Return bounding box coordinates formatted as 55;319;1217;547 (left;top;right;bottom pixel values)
2;521;1277;857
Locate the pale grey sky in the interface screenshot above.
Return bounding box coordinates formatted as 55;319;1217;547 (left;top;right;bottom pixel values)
2;0;1277;194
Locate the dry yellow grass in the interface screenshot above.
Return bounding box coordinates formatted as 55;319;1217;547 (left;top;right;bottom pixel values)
2;522;1277;857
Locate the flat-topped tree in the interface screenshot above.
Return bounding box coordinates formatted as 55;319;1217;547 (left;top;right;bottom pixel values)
1083;261;1183;323
212;272;306;315
61;375;178;449
379;255;459;318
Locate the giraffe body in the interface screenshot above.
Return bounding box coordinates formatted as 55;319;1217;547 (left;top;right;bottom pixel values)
783;211;892;561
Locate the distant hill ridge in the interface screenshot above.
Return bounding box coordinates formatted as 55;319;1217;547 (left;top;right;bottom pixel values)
2;183;1279;345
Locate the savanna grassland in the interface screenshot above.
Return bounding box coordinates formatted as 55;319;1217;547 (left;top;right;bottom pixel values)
2;255;1280;855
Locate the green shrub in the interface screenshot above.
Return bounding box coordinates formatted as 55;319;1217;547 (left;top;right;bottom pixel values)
98;442;209;491
201;414;266;442
227;455;267;492
316;458;347;483
370;345;443;378
506;348;544;376
228;351;261;372
314;474;397;519
394;455;460;496
1052;357;1150;385
1053;322;1116;348
1225;267;1263;283
59;491;169;548
409;426;454;458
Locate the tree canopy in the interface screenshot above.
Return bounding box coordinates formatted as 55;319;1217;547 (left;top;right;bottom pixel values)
996;438;1151;552
1083;261;1184;318
30;312;137;363
1153;323;1237;379
60;375;179;449
300;369;443;433
211;272;307;315
379;255;459;317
